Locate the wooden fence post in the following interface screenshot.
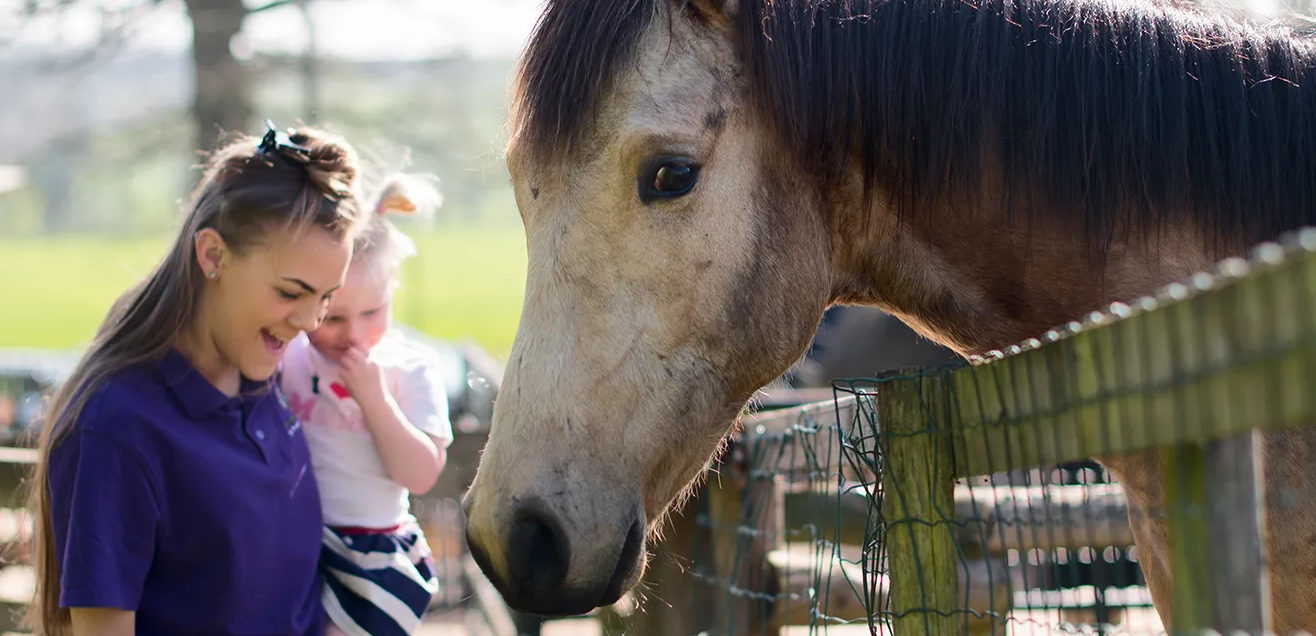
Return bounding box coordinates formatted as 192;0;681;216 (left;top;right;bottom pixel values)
1204;431;1269;633
599;493;709;636
879;374;959;636
1164;431;1270;636
607;438;782;636
705;439;784;635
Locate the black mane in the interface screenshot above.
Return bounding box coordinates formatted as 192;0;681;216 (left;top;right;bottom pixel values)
513;0;1316;255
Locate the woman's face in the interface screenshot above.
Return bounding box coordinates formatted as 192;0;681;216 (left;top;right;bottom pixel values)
305;261;394;362
199;226;354;382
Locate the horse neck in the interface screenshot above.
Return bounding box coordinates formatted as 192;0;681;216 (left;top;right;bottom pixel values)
831;195;1221;357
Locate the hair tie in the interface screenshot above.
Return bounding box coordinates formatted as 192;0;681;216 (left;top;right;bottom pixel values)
257;119;311;164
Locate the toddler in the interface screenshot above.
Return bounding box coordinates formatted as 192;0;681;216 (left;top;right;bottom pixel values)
279;173;452;636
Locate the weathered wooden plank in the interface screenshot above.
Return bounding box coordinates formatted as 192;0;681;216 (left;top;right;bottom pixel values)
462;553;518;636
1203;431;1269;634
0;450;36;514
952;235;1316;476
769;546;1010;635
704;454;783;635
954;484;1132;555
787;483;1133;557
740;395;867;486
0;566;32;634
751;387;844;411
601;496;709;636
0;450;35;466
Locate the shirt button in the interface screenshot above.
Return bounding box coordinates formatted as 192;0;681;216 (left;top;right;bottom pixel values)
255;430;266;441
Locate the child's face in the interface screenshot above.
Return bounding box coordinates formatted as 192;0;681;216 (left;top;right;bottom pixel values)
306;262;394;362
202;226;352;381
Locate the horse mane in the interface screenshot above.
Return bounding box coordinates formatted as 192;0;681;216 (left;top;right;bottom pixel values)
509;0;659;160
512;0;1316;257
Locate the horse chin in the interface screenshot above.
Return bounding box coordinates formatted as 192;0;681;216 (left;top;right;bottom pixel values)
599;515;648;608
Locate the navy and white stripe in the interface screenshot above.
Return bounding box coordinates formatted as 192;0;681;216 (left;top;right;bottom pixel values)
320;523;438;636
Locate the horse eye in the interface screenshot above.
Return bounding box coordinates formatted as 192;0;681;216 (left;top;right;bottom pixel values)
639;159;701;203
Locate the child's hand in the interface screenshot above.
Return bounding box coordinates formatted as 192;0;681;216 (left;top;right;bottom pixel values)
338;347;387;406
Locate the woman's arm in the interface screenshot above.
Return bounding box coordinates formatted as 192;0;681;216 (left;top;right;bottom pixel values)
338;348;445;493
71;608;135;636
47;425;159;628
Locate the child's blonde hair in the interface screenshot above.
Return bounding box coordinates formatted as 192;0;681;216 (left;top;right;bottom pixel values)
353;172;444;286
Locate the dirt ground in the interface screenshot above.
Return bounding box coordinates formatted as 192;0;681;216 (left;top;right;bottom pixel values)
416;610;602;636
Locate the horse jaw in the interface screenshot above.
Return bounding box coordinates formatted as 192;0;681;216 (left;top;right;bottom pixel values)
461;3;831;616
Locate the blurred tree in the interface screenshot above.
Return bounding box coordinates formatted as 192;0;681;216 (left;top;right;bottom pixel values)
185;0;330;150
185;0;251;152
11;0;300;155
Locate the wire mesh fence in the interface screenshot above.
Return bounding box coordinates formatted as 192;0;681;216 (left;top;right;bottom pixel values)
606;227;1316;636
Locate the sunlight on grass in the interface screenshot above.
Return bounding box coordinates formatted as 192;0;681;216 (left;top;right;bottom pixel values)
0;225;528;360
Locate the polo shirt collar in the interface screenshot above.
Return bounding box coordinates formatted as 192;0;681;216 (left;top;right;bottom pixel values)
156;348;270;420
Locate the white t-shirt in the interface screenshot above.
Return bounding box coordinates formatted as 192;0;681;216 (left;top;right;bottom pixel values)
279;329;455;528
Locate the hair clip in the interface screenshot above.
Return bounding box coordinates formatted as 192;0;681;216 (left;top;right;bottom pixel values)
257;119;310;162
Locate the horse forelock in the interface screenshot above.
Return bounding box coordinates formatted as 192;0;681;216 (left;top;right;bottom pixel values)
510;0;662;160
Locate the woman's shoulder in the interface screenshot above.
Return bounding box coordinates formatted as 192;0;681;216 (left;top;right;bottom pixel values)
77;363;166;429
69;349;213;441
50;363;170;463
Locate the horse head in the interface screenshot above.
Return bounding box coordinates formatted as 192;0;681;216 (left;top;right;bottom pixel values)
460;0;838;615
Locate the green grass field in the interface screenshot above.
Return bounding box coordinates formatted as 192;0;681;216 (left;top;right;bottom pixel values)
0;225;529;360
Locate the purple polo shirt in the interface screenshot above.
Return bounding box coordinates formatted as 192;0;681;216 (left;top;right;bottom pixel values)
48;348;325;636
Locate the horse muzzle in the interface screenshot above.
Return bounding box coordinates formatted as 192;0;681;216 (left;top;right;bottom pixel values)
463;486;647;616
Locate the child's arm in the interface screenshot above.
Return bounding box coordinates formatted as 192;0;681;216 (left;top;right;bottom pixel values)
338;347;445;494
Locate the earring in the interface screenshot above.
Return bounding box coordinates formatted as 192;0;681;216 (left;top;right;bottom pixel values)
207;271;218;280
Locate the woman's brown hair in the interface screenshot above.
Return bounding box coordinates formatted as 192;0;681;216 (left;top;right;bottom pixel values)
24;124;370;635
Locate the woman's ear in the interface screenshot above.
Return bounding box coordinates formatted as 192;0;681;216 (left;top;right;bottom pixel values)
194;228;228;279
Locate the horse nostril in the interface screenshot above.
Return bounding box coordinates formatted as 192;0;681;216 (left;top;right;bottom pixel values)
508;507;571;594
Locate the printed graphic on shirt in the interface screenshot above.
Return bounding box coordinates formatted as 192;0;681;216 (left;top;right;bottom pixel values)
287;392;315;423
273;384;306;437
288;388;370;435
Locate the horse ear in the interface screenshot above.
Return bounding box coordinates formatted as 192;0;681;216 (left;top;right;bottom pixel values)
686;0;739;25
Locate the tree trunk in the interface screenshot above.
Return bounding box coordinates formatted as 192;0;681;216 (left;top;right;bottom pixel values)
185;0;251;154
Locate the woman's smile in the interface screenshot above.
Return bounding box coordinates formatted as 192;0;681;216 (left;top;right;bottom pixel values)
262;328;290;356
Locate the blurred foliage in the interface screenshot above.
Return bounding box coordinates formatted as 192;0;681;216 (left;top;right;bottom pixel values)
0;51;531;355
0;54;521;236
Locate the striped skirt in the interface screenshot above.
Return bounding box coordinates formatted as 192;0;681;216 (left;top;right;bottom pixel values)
320;522;439;636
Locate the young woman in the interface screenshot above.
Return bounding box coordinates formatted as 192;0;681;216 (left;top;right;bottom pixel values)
27;122;371;636
279;174;452;636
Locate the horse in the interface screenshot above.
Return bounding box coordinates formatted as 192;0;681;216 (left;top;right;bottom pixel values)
460;0;1316;631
